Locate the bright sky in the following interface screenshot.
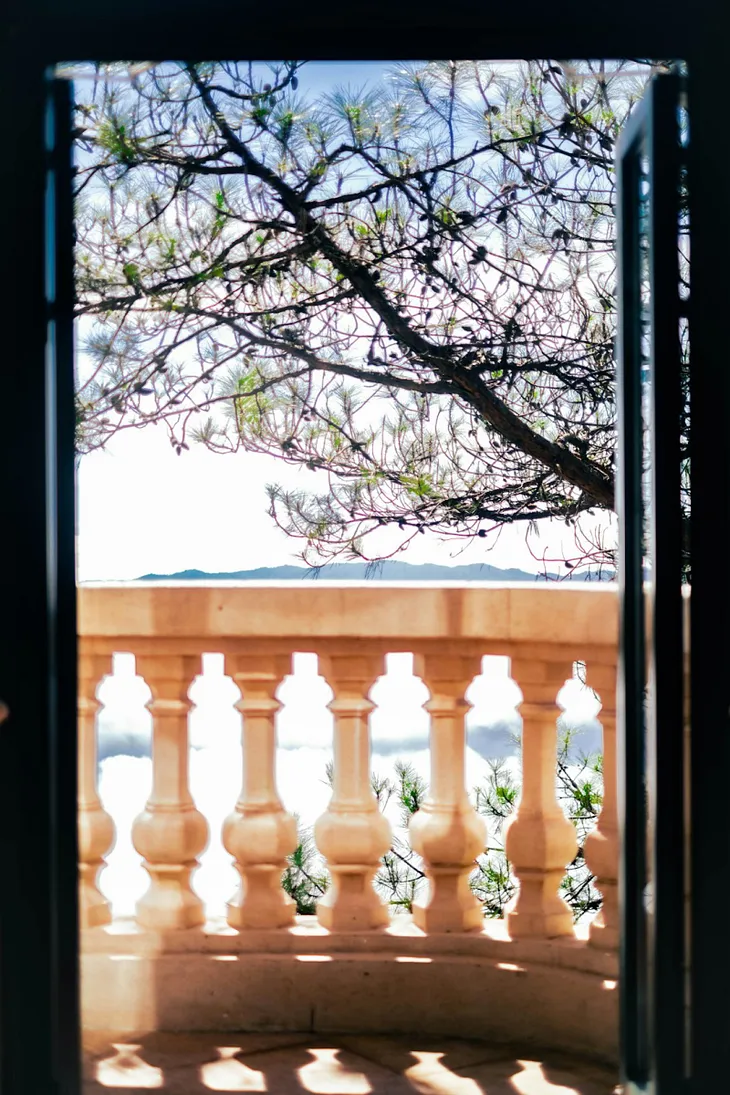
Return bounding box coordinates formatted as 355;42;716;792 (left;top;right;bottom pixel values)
76;423;570;579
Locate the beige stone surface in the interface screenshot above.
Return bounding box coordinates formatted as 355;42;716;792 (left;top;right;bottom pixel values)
80;915;618;980
314;655;392;931
131;653;209;931
410;654;488;932
82;1033;620;1093
81;947;618;1064
582;665;619;951
223;654;298;930
504;662;578;940
78;581;618;651
78;652;115;928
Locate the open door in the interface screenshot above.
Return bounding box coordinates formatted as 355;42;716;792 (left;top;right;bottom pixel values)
0;71;81;1095
616;71;688;1095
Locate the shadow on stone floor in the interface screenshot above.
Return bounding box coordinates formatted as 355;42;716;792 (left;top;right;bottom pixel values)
83;1032;621;1094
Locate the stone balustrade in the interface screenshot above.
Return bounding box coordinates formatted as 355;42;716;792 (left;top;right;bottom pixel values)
77;580;620;1064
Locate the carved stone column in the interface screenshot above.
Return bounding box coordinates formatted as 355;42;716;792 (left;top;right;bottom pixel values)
314;654;391;931
583;662;619;949
504;656;578;938
78;652;116;927
132;654;208;930
409;654;487;932
223;654;298;929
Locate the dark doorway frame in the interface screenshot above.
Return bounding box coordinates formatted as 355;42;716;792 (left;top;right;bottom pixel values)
616;73;687;1094
1;4;728;1093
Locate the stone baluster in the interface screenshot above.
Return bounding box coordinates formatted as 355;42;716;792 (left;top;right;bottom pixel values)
314;654;391;931
583;662;619;949
409;654;487;932
78;652;116;928
131;654;209;930
504;657;578;938
222;654;298;929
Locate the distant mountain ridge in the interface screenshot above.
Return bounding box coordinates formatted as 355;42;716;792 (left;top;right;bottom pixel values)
136;561;611;582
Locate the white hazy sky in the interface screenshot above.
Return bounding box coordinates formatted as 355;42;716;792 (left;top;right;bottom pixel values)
75;424;593;580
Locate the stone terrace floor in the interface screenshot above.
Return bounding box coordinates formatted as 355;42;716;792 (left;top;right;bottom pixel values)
82;1032;621;1093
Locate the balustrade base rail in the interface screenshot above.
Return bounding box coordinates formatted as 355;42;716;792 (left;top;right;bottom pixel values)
81;916;618;1065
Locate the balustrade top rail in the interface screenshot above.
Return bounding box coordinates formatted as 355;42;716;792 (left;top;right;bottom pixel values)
78;581;618;655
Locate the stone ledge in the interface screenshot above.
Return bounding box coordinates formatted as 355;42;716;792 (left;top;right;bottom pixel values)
82;914;617;979
78;581;619;650
81;946;618;1066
